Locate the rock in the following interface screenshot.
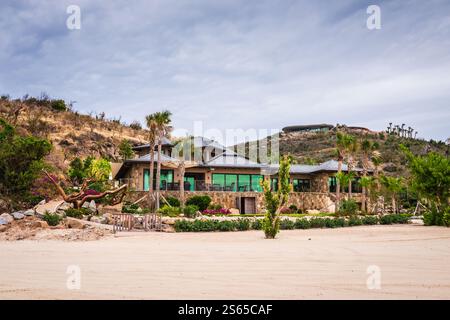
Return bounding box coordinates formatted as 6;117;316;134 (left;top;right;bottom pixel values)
88;200;97;212
82;202;90;209
0;225;8;232
229;208;240;215
306;209;320;214
24;209;35;216
0;213;14;224
90;216;102;224
37;199;46;206
0;198;10;212
35;200;64;216
0;218;9;225
161;224;175;233
161;217;176;225
57;202;72;211
28;220;49;229
11;211;25;220
98;203;123;215
65;217;86;229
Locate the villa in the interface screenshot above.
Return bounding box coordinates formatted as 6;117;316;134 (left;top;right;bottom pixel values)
114;137;368;214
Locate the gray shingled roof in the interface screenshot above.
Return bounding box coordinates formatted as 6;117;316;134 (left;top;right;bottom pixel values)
132;137;173;150
202;149;265;168
125;151;179;163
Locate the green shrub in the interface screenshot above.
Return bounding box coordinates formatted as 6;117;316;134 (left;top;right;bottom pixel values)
50;99;67;111
185;195;211;211
43;212;61;226
262;216;280;238
217;220;236;232
380;214;411;225
348;216;363;226
289;204;298;213
339;199;359;215
162;196;180;207
361;216;379;225
208;203;222;210
294;218;311;229
280;218;295;230
235;218;251;231
442;208;450;227
309;217;326;228
251;219;263;230
158;205;182;217
333;217;347;228
183;205;199;218
65;208;90;218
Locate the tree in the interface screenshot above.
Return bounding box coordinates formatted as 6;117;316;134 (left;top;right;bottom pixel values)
153;110;172;211
171;136;196;206
261;155;291;239
87;158;111;182
145;113;159;208
400;145;450;212
346;138;359;198
335;132;354;210
360;139;378;212
0;118;52;195
380;176;403;213
118;139;133;160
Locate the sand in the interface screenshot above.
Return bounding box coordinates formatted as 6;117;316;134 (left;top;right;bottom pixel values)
0;225;449;299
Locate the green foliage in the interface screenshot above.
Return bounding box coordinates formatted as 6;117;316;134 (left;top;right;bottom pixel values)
158;205;182;217
339;199;359;215
0;118;52;195
261;155;291;239
309;217;326;228
87;158;111;182
185;195;211;211
280;218;295;230
361;215;379;225
294;218;311;229
118;139;134;160
50;99;67;111
163;196;181;207
183;205;199;218
380;214;411;225
65;208;90;218
288;204;299;212
122;203;150;214
348;216;363;226
42;212;61;226
400;145;450;211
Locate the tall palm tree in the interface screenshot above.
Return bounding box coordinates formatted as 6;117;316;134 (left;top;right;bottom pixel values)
346;138;359;198
360;139;373;212
371;150;382;214
401;124;406;138
145;114;158;208
153;110;172;211
335;132;354;211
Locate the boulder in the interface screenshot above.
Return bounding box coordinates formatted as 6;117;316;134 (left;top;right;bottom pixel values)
88;200;97;212
28;220;49;229
161;224;175;233
90;216;103;224
65;217;86;229
24;209;35;216
161;217;177;225
37;199;46;206
35;200;65;216
98;203;123;215
57;202;72;211
0;213;14;224
0;225;8;232
11;211;25;220
306;209;320;214
0;218;9;225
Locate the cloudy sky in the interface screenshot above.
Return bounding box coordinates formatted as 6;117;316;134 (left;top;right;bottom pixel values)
1;0;449;144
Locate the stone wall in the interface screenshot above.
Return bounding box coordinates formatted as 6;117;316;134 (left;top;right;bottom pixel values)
126;190;342;213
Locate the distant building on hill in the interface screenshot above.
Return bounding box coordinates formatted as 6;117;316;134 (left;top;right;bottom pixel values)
282;124;334;133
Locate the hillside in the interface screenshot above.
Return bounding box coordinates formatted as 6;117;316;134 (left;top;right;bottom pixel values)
0;95;148;173
234;126;449;177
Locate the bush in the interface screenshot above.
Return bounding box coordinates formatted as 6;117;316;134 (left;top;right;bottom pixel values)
43;212;61;226
183;205;198;218
339;199;359;215
442;208;450;227
186;195;211;211
280;207;294;214
262;216;280;238
361;216;379;225
158;205;182;217
294;218;311;229
309;217;326;228
380;214;411;225
162;196;180;208
65;208;90;218
208;203;222;210
280;218;295;230
348;216;363;226
235;218;251;231
50;99;67;111
288;205;298;213
251;219;263;230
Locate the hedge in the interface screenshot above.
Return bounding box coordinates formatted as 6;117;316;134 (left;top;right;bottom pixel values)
173;214;410;232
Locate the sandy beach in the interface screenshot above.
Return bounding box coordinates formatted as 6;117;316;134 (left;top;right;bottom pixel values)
1;225;450;299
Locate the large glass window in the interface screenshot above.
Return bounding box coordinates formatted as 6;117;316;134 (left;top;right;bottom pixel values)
184;176;195;191
143;169;174;191
212;174;225;191
251;175;264;192
292;179;311;192
238;175;251;192
225;174;237;191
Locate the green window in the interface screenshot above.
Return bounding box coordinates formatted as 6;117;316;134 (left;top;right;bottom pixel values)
328;176;337;193
212;174;225;190
143;169;174;191
225;174;237;191
292;179;311;192
251;175;264;192
238;174;251;192
184;176;195;191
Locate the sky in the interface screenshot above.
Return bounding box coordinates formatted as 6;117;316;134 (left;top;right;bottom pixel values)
1;0;449;145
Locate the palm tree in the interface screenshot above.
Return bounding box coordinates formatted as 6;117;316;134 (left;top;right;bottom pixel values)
145;114;158;208
172;136;196;206
401;124;406;138
380;176;403;214
335;132;354;211
360;139;373;212
346;137;359;198
371;150;382;214
387;123;392;134
153;110;172;211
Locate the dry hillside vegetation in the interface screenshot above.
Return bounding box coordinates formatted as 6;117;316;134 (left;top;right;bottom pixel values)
0;96;147;173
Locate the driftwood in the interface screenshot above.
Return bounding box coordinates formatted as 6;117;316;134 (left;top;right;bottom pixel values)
43;170;128;209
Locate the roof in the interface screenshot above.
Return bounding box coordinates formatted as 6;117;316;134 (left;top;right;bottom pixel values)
282;124;334;133
125;151;179;163
132;137;173;150
202;150;265;168
191;136;225;150
267;160;368;175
